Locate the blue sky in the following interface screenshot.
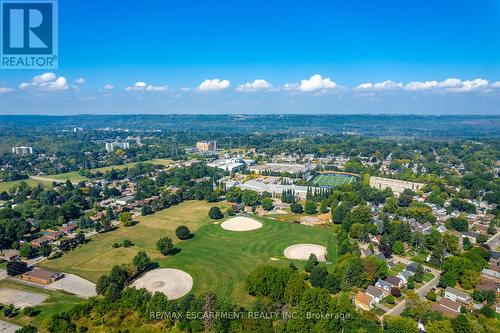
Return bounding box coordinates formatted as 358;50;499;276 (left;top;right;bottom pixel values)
0;0;499;114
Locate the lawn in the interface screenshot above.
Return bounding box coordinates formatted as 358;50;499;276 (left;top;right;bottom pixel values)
31;159;174;183
39;200;336;306
312;174;357;187
40;201;219;281
0;280;81;332
0;178;54;192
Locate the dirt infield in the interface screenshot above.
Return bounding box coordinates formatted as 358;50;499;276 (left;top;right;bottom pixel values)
221;216;263;231
0;287;48;309
283;244;327;262
131;268;193;299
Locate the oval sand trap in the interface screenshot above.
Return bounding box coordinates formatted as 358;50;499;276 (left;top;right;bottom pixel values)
284;244;327;262
221;216;263;231
131;268;193;299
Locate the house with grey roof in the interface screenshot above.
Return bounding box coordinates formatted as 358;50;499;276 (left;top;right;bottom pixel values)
397;270;413;284
366;285;386;303
375;279;392;292
444;287;471;304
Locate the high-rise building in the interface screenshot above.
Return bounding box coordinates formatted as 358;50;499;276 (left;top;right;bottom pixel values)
196;141;217;152
105;142;130;152
11;146;33;155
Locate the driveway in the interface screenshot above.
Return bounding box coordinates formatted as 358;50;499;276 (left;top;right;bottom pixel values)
382;256;441;317
45;273;96;298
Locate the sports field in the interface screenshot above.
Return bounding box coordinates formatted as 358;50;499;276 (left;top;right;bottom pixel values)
312;173;357;187
39;200;336;305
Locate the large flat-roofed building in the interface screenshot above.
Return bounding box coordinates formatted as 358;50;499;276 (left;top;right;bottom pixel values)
196;141;217;152
11;146;33;155
249;163;312;175
207;158;245;172
225;180;309;200
369;176;423;195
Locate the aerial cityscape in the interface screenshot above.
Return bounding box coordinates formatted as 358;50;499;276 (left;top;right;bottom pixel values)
0;1;499;333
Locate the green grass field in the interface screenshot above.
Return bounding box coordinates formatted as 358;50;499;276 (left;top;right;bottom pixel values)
39;201;336;305
312;173;357;187
33;159;175;185
0;280;81;332
0;178;54;192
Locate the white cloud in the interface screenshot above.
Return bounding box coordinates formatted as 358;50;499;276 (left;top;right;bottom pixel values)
354;78;490;93
19;73;69;91
103;84;114;90
0;87;14;93
75;78;85;84
435;78;486;92
32;72;57;83
298;74;337;92
125;81;168;92
492;81;500;88
355;80;403;90
236;79;273;92
198;79;230;91
405;81;438;91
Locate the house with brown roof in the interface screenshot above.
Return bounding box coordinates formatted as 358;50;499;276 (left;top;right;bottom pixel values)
46;230;64;240
59;223;77;234
0;249;20;261
21;268;63;284
385;275;404;289
30;236;51;248
354;291;373;311
431;298;461;318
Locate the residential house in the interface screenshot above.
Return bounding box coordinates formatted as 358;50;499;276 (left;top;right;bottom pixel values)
59;223;77;235
444;287;471;304
481;268;500;282
46;231;64;241
385;275;404;289
31;236;51;248
375;279;392;293
431;298;461;318
418;222;433;235
0;249;20;261
354;291;373;311
366;285;386;303
437;225;448;233
406;262;420;273
397;270;413;284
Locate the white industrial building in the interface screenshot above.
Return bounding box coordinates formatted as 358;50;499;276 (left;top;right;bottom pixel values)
224;179;309;200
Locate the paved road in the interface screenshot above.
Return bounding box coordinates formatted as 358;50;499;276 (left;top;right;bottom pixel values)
382;256;441;317
0;320;21;333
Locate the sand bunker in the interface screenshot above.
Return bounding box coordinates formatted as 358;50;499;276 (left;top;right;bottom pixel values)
131;268;193;299
284;244;327;262
221;216;263;231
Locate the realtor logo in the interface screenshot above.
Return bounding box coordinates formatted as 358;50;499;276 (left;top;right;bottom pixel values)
1;0;58;69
